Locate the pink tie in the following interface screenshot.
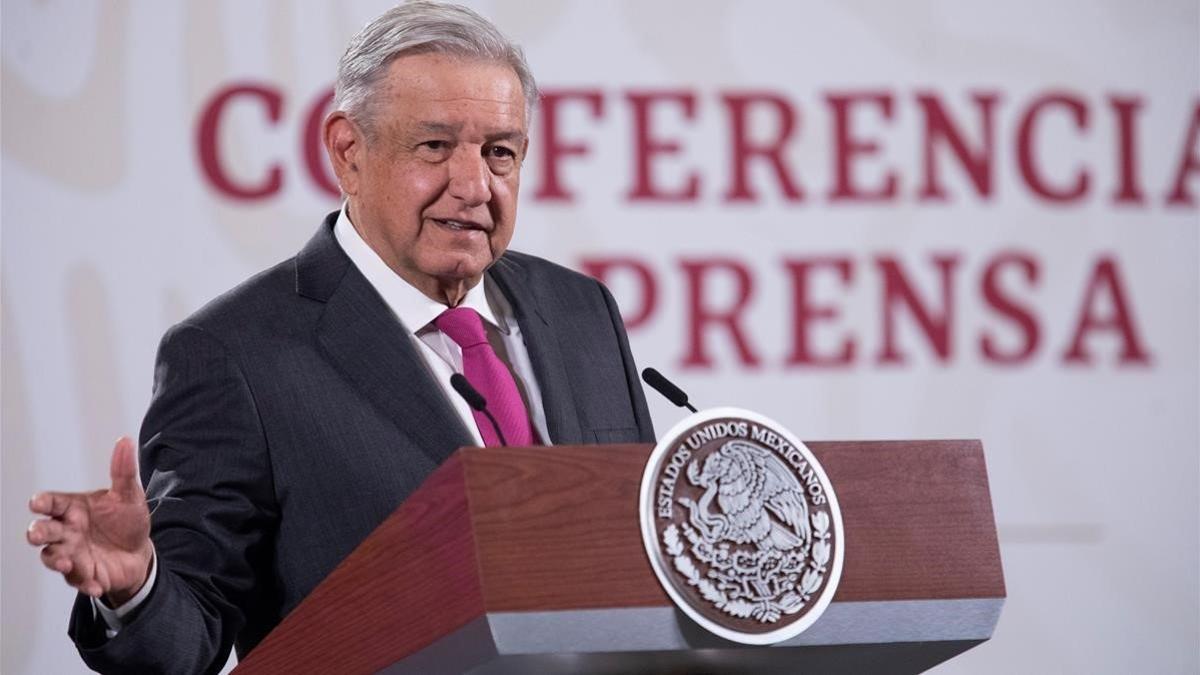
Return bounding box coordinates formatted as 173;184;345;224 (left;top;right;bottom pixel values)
435;307;536;447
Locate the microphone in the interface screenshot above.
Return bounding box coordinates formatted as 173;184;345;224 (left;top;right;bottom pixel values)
641;368;698;413
449;374;508;446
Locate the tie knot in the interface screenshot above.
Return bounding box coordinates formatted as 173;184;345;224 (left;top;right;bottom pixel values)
435;307;489;349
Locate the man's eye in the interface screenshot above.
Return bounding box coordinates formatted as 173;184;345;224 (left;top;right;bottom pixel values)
421;140;449;151
487;146;515;159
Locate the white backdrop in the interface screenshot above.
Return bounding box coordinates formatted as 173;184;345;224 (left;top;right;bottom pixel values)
3;1;1197;673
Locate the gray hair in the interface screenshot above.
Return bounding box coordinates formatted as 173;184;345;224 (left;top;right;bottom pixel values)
334;1;539;133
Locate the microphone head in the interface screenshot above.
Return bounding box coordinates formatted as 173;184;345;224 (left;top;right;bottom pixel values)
450;374;487;411
641;367;691;408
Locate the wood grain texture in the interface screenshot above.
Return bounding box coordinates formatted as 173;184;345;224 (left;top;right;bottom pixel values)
463;440;1004;611
234;454;485;674
815;439;1006;602
235;439;1004;671
465;444;668;611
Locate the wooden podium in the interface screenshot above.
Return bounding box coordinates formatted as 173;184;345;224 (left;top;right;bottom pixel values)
234;441;1004;674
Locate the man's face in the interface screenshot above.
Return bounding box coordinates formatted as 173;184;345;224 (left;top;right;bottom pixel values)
333;53;528;302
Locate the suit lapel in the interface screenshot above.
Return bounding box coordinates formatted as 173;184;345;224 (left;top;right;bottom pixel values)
489;257;583;445
298;216;473;466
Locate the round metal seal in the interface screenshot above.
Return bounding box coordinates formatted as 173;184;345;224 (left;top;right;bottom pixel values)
639;407;844;644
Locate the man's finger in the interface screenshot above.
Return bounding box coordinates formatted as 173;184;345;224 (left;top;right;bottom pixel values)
64;557;91;589
39;545;73;575
109;436;143;501
26;518;65;546
28;492;72;518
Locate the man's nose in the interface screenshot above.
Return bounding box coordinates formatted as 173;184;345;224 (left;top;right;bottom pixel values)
446;148;492;206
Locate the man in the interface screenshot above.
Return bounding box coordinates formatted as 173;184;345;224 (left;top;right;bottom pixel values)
25;3;655;673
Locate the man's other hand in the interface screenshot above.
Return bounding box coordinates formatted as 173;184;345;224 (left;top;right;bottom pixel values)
27;437;154;606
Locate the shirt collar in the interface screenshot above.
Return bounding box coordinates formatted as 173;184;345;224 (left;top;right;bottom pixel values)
333;204;510;335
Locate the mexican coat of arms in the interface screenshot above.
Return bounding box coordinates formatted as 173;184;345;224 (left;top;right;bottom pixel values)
639;408;844;644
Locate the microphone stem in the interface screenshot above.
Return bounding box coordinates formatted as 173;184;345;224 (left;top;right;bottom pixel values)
480;408;508;447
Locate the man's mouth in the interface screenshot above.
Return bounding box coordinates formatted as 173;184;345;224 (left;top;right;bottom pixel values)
432;218;488;233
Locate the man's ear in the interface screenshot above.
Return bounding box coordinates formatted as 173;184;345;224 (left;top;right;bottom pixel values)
324;111;363;195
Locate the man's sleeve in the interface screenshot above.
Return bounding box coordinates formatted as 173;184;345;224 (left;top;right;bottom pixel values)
595;279;657;443
68;322;277;675
92;548;159;637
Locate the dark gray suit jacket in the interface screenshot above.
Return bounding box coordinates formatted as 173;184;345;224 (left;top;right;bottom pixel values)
68;213;656;674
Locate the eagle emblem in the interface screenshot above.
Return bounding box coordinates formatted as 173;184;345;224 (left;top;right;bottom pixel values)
640;410;843;644
680;440;812;554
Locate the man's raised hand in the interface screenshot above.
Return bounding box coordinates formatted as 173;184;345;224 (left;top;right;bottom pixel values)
27;437;154;606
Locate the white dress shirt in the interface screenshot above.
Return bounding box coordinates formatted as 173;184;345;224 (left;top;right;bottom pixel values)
332;205;550;444
98;206;548;633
